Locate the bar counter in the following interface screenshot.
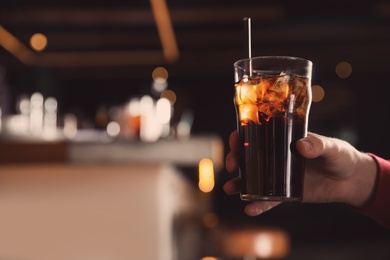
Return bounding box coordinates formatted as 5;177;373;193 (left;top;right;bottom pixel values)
0;134;224;260
0;134;224;170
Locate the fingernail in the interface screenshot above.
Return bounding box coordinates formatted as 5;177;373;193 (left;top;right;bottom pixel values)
246;206;263;216
254;208;263;215
300;139;313;152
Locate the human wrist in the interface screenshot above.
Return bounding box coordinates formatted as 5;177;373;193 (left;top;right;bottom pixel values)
347;152;378;208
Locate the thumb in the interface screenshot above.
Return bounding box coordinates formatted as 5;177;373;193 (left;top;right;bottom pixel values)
296;132;337;159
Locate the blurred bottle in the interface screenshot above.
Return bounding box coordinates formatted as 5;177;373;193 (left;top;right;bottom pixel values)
43;97;58;138
0;66;10;116
95;105;109;130
30;92;44;135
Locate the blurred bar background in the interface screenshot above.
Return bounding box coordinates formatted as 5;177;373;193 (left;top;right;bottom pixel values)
1;0;390;259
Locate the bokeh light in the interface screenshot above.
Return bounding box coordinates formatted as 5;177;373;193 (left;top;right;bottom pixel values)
312;84;325;102
254;233;273;258
30;33;48;52
63;113;77;139
156;98;171;124
201;257;218;260
160;89;177;105
335;61;352;79
107;121;120;137
152;66;168;82
198;158;215;193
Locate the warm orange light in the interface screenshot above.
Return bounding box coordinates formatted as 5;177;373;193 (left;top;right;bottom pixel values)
201;257;219;260
152;66;168;82
160;89;177;105
198;158;215;193
312;85;325;102
335;61;352;79
30;33;48;52
0;25;35;65
223;228;290;259
150;0;179;62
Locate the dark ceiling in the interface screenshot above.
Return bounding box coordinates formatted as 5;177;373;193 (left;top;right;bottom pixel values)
2;1;390;75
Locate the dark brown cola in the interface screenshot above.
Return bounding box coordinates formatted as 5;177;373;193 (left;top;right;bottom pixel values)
237;116;305;201
234;73;311;201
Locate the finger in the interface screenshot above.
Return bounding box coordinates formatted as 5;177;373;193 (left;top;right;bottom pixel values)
244;201;281;216
225;151;239;172
223;176;241;195
229;130;239;152
296;132;332;159
299;132;351;161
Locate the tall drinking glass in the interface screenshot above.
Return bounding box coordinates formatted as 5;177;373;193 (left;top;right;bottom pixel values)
234;56;312;201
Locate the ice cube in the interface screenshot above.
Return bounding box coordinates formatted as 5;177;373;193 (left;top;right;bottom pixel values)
290;75;309;99
263;90;284;104
258;103;272;120
235;81;257;105
255;79;270;100
239;103;259;124
289;75;310;110
296;95;310;118
267;74;289;99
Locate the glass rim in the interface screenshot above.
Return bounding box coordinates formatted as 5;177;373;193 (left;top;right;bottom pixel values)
234;55;313;69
